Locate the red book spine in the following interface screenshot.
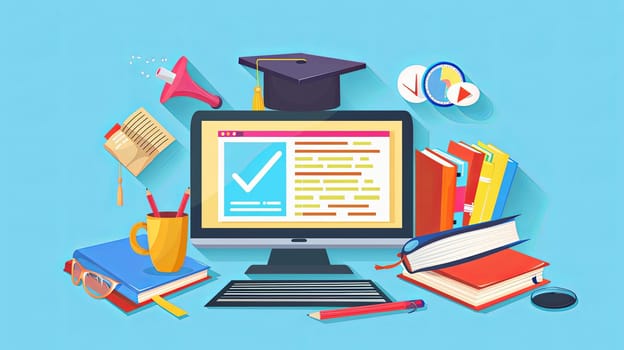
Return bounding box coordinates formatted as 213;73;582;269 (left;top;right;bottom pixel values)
439;161;456;230
447;141;485;225
415;150;456;236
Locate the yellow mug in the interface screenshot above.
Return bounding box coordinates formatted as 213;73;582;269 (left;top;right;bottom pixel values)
129;212;188;273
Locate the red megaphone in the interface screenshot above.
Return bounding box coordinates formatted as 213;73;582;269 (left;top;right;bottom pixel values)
156;56;222;109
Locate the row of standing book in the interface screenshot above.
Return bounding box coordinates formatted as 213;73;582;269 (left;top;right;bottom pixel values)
400;141;550;311
416;140;518;236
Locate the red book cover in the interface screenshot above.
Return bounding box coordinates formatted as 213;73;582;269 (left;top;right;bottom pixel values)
63;260;210;313
398;249;550;311
447;141;485;225
434;249;548;287
415;149;457;236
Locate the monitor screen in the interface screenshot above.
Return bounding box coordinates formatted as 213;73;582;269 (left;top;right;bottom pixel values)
190;111;413;247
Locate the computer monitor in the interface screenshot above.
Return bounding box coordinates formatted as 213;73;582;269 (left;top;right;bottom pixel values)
190;111;413;274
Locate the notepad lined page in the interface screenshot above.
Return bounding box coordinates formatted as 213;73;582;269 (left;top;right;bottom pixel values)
121;108;174;155
104;107;175;176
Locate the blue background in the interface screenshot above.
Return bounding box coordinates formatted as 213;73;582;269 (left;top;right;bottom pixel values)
1;0;622;349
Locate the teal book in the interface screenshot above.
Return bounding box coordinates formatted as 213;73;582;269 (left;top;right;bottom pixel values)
492;158;518;219
432;149;468;228
73;236;209;304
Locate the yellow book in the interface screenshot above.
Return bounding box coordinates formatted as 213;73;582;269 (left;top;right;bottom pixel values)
477;142;510;221
469;144;493;224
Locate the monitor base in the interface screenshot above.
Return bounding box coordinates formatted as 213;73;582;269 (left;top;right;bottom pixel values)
245;249;353;275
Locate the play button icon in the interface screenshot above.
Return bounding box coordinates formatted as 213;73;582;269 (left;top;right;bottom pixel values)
457;86;472;102
447;82;480;106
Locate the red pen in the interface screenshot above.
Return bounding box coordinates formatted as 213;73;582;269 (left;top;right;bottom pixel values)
176;187;190;217
145;188;160;217
308;299;425;320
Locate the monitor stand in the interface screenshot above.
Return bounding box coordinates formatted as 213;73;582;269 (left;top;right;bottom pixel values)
245;249;353;275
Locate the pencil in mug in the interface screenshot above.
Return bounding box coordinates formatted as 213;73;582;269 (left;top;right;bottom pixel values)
176;187;190;217
145;188;160;217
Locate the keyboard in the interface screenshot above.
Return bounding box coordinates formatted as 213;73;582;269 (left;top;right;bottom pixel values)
205;280;392;307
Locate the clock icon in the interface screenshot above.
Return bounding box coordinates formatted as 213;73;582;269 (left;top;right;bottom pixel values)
397;65;427;104
422;62;465;107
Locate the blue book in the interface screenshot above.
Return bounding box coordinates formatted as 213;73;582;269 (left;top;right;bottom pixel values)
398;216;527;273
432;149;468;228
73;236;209;303
492;158;518;219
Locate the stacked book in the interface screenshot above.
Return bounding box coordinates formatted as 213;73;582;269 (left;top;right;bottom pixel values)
393;216;549;311
402;144;548;311
63;236;210;313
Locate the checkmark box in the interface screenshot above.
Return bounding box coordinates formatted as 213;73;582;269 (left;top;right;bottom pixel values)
232;150;282;193
223;142;287;218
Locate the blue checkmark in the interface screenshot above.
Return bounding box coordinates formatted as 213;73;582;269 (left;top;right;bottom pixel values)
223;142;286;217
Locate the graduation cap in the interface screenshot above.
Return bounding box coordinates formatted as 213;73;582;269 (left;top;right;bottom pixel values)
238;53;366;111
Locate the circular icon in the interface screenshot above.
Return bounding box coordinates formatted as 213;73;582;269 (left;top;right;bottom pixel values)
447;82;480;107
397;65;427;103
423;62;465;107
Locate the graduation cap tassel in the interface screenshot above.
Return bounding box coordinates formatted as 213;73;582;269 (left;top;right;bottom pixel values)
253;58;266;111
253;58;307;111
252;86;265;111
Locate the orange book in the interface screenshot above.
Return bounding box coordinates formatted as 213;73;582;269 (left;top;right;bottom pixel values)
415;148;457;236
398;249;549;311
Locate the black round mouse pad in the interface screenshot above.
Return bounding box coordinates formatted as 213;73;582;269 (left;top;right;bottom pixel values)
531;287;577;309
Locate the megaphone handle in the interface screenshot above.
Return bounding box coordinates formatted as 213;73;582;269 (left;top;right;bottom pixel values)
180;77;222;108
186;87;222;108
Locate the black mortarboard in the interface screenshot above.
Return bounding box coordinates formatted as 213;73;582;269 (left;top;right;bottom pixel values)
238;53;366;111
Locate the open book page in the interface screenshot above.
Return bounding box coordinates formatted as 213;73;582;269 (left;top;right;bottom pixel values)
104;107;175;176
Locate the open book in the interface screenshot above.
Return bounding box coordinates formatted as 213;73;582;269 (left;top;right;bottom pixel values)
104;107;175;176
376;216;526;274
